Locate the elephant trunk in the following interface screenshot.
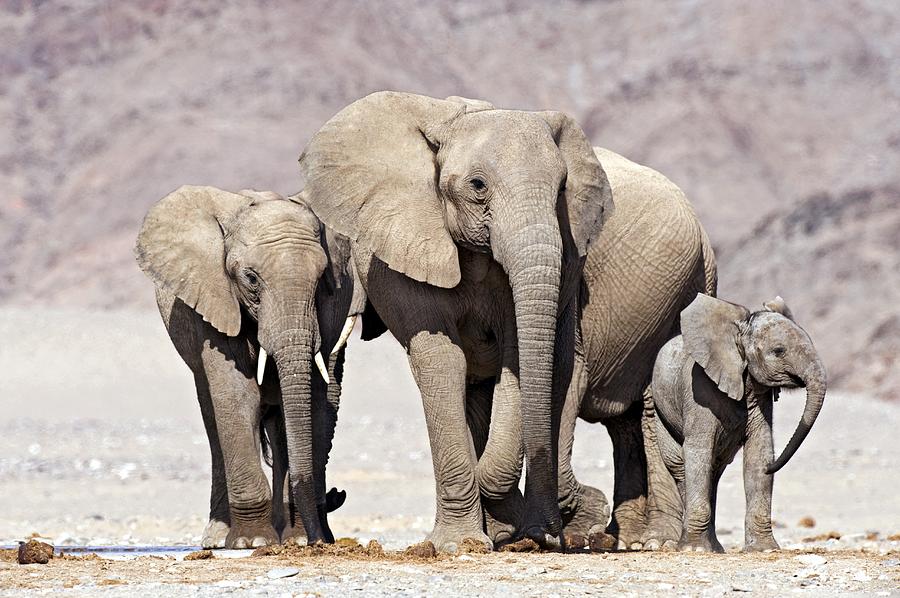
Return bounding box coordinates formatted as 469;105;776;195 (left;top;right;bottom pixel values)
263;300;327;544
766;356;827;474
492;186;564;535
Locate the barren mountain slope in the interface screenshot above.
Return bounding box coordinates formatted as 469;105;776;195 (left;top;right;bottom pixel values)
1;0;897;397
719;185;900;401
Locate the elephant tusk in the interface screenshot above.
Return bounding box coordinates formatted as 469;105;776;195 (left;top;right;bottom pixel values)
314;352;330;384
256;347;268;386
331;315;357;355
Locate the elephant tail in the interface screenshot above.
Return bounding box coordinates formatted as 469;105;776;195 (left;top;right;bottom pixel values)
698;223;718;298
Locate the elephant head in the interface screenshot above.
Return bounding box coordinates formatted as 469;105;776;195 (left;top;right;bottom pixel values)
135;185;354;544
681;294;827;474
298;91;612;530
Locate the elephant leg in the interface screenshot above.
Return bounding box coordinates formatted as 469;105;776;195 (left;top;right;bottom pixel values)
742;396;779;552
640;388;682;551
602;401;648;550
558;352;610;549
468;376;526;547
194;376;231;549
678;434;719;552
202;344;278;549
408;330;490;553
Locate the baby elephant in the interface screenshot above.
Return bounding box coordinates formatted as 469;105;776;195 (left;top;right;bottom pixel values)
647;294;826;552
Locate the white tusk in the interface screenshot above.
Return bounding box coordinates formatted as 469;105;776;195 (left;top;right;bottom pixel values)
331;315;357;355
314;352;330;384
256;348;268;385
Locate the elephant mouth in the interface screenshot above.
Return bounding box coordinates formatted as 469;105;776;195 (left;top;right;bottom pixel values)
785;373;805;388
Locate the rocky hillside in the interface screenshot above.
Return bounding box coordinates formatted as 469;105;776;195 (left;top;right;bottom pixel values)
1;0;898;398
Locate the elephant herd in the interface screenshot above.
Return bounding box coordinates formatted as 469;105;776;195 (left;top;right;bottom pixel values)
135;91;827;554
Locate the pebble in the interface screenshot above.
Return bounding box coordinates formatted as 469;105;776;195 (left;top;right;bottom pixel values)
852;570;871;582
267;567;301;579
795;554;827;567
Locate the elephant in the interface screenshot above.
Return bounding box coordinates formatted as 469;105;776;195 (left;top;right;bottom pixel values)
554;148;718;550
135;186;361;547
644;294;827;552
297;91;613;551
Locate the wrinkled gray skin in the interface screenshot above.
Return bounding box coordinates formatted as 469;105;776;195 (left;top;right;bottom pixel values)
555;149;718;551
299;92;612;551
135;187;360;548
647;295;827;552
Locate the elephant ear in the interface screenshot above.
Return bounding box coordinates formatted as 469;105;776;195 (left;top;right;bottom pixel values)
536;111;613;258
299;91;466;288
681;294;751;401
763;295;795;321
135;185;249;336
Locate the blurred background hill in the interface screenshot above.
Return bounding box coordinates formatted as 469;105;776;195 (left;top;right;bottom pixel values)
1;0;898;399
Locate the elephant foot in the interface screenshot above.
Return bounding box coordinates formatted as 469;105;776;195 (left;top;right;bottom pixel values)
561;484;611;538
678;534;724;553
280;523;307;546
483;491;525;548
743;535;779;552
225;520;279;549
427;522;492;554
200;519;230;549
640;509;681;551
607;499;648;550
642;537;678;552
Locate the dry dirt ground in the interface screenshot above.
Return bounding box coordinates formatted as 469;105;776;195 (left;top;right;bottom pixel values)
0;308;898;596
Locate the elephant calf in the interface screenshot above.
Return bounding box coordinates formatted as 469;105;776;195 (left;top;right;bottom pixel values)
135;186;359;548
645;294;827;552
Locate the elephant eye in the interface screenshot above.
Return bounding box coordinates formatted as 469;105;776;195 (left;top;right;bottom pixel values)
772;346;786;358
470;177;486;192
244;269;259;287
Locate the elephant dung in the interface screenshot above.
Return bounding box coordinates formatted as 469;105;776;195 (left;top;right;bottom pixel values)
183;549;214;561
17;540;54;564
403;541;437;559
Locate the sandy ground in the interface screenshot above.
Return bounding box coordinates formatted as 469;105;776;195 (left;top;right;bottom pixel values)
0;307;898;596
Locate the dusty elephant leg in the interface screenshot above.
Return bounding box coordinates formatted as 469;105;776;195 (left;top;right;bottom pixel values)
678;435;720;552
603;402;648;550
558;354;610;548
203;344;278;549
195;379;231;549
467;377;525;547
409;331;491;553
640;388;682;551
742;395;779;552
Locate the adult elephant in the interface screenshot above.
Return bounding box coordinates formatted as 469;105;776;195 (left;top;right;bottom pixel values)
298;92;612;551
135;187;360;547
556;149;718;550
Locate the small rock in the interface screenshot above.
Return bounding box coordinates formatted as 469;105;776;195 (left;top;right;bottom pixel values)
795;554;827;567
732;584;753;592
657;582;674;590
526;566;547;575
267;567;300;579
457;554;475;561
184;549;213;560
251;545;280;557
881;558;899;567
852;570;870;582
798;516;816;528
17;540;54;565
